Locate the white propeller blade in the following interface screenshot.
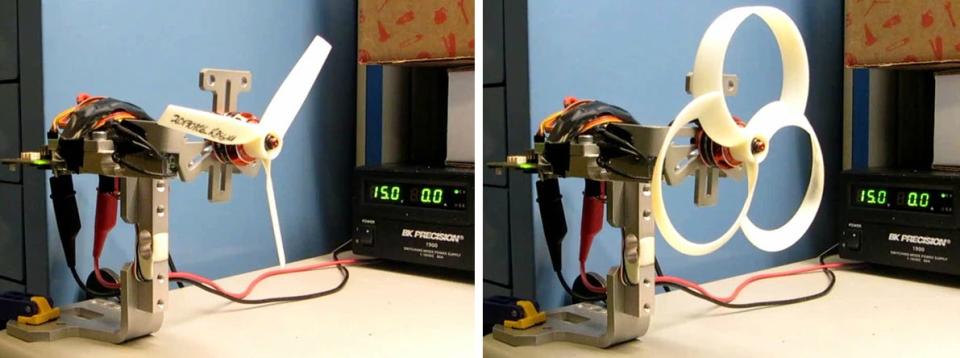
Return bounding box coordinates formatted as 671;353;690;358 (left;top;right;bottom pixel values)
157;105;265;144
262;160;286;267
261;35;332;139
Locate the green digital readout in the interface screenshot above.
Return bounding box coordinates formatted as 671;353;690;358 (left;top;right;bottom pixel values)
419;187;444;204
858;188;888;205
852;185;952;214
366;182;467;210
372;185;401;201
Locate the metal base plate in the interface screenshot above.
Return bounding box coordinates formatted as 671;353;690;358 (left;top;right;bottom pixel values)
492;302;623;348
492;264;655;349
4;262;167;344
6;299;126;343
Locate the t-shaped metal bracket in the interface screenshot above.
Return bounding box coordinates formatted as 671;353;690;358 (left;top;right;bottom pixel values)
200;68;252;114
198;69;255;202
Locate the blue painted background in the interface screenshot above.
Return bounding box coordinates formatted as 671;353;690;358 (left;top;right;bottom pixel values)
40;0;357;305
526;1;843;307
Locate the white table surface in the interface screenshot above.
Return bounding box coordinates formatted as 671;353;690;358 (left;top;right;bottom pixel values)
0;255;474;357
484;259;960;357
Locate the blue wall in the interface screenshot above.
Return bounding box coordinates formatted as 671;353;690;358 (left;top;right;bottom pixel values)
41;0;357;305
526;1;843;307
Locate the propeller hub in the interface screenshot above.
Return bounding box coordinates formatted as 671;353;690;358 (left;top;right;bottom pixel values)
265;134;281;151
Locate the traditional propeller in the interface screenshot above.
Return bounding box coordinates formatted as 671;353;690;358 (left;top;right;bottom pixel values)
157;35;332;267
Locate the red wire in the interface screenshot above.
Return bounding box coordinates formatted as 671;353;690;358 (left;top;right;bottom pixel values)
92;177;122;290
579;261;607;293
93;257;121;289
168;258;362;300
656;262;848;304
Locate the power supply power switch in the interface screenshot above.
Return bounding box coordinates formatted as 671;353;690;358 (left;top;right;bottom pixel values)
842;229;862;251
355;225;375;246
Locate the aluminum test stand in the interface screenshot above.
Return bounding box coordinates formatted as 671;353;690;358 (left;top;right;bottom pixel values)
4;69;259;343
491;75;740;348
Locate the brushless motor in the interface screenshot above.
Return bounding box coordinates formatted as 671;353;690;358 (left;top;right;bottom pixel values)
693;116;746;170
211;112;260;167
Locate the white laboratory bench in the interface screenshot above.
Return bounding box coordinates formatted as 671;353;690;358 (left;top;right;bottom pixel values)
484;259;960;357
0;254;474;357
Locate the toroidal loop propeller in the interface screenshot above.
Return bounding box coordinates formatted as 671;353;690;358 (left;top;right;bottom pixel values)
652;6;822;256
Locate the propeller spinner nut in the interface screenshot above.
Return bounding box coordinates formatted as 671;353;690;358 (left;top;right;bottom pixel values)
751;137;766;154
265;134;281;151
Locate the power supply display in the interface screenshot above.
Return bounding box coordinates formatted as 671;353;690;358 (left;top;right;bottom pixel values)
365;182;468;210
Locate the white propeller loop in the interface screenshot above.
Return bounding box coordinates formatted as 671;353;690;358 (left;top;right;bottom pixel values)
688;6;809;147
654;6;817;255
261;35;332;140
740;101;824;252
157;105;266;144
652;93;758;256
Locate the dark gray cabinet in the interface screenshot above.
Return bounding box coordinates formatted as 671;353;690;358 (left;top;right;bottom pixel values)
0;0;17;81
483;0;534;301
0;182;23;281
483;187;509;285
483;87;506;187
483;0;504;85
0;0;46;295
0;83;21;183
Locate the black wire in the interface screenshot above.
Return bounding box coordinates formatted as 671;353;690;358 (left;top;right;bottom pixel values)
331;238;351;261
169;239;354;305
596;157;644;180
653;258;670;292
99;122;176;179
112;153;176;179
818;243;840;265
592;126;644;159
108;122;164;158
657;243;843;309
168;254;186;289
133;255;149;282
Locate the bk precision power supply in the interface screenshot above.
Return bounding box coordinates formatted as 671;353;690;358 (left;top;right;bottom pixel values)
839;169;960;275
352;165;474;271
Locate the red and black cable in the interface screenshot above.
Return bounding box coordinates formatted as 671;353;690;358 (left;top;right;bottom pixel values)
168;239;366;304
655;244;855;308
578;179;607;294
92;175;121;291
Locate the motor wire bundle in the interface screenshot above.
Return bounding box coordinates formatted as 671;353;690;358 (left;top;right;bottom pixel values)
50;93;175;178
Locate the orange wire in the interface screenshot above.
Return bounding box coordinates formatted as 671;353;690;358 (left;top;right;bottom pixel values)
579;115;624;133
94;112;136;128
50;96;106;132
538;99;592;136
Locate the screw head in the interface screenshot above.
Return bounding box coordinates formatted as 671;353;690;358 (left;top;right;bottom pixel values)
265;134;281;151
751;138;766;154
